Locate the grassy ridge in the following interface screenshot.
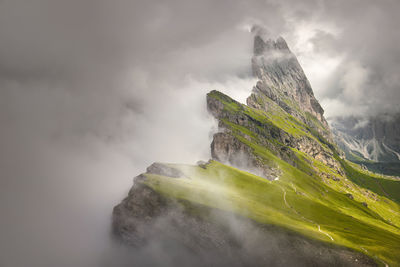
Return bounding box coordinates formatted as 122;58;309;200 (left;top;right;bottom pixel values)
144;161;400;266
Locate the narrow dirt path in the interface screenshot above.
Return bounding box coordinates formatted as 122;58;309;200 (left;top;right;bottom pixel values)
376;179;390;199
279;186;334;242
317;225;334;241
280;185;391;264
283;190;289;208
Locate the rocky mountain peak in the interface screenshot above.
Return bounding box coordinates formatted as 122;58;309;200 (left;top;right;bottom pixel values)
204;30;340;179
249;32;328;130
254;35;289;55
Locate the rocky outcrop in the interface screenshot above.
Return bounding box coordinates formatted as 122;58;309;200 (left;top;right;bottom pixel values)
211;131;280;179
211;132;251;163
146;162;185;178
113;182;169;245
293;136;343;174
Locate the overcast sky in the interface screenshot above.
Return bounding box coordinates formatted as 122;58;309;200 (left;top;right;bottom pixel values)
1;0;399;266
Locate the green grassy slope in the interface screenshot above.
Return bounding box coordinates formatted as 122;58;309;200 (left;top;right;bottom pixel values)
144;161;400;266
339;159;400;204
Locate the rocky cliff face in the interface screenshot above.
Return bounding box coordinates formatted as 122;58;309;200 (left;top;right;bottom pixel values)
207;34;342;180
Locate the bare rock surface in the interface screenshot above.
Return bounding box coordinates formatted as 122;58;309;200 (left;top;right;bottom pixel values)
146;162;184;178
251;34;327;127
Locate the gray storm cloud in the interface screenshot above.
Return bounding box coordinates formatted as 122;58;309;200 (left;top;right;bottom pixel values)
282;0;400;118
0;0;399;266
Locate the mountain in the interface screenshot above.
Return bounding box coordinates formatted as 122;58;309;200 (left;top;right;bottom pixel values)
113;32;400;266
251;35;328;130
331;114;400;176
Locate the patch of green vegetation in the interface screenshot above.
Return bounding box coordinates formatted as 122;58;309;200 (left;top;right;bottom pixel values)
338;157;400;204
250;93;310;137
290;149;316;175
207;90;243;114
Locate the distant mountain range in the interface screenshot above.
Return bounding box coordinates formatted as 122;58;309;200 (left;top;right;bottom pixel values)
331;114;400;176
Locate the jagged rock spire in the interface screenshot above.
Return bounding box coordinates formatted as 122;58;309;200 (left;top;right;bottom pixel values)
248;28;328;129
253;35;289;55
